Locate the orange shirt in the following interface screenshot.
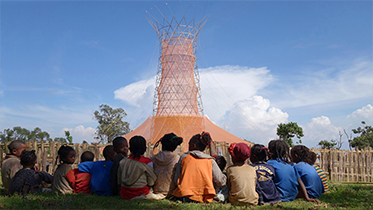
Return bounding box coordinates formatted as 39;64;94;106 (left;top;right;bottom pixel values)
172;154;216;203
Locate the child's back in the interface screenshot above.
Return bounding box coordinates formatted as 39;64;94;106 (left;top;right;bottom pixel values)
8;150;41;195
307;151;329;193
52;146;76;194
71;151;94;194
227;143;258;206
78;146;116;196
110;137;128;196
267;140;299;202
1;140;26;192
250;144;281;205
291;146;323;198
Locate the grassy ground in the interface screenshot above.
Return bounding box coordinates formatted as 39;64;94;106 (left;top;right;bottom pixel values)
0;181;372;209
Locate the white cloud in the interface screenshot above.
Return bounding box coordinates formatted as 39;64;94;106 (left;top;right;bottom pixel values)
61;125;97;143
219;95;288;144
347;104;373;124
113;65;274;128
303;116;342;148
274;59;373;109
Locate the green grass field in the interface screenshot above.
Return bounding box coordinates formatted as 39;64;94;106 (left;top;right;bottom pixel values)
1;181;372;209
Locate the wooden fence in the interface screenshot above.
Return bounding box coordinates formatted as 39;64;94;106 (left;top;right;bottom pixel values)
1;141;372;182
311;148;373;182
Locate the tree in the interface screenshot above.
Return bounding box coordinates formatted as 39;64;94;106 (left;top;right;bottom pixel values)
0;128;15;143
65;131;73;144
93;104;130;144
276;122;304;147
349;121;373;150
54;137;67;143
318;140;337;149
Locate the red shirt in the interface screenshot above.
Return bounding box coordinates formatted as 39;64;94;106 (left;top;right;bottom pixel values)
66;168;91;194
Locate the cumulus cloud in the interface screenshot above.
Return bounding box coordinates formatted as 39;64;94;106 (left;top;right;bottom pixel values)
219;95;288;144
113;65;274;128
302;116;342;148
347;104;373;125
61;125;97;143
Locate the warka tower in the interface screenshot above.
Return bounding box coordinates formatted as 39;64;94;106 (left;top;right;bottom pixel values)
124;7;250;152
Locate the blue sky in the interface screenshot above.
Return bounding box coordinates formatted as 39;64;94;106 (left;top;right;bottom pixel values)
1;1;372;149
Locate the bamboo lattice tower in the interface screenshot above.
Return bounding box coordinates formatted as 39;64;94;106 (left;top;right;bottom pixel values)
124;8;251;153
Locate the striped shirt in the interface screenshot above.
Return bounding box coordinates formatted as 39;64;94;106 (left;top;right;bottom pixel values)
313;165;329;193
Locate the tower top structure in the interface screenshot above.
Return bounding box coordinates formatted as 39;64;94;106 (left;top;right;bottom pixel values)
146;5;209;116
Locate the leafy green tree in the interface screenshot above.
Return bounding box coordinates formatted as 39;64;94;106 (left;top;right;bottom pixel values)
12;126;31;141
0;128;15;143
29;127;51;142
349;121;373;150
54;137;67;143
93;104;130;144
82;140;88;144
65;131;73;144
318;140;337;149
276;122;304;147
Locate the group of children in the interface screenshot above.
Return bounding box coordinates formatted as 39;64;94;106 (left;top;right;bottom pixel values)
1;133;328;206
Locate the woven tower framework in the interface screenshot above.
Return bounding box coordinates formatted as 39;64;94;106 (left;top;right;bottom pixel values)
151;16;205;116
125;10;250;153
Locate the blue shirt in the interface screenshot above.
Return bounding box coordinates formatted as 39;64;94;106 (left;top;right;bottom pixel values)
78;161;113;196
294;161;323;198
267;159;300;202
251;162;281;204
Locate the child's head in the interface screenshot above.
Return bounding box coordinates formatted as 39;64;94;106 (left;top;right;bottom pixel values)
57;145;76;164
250;144;269;164
103;145;116;161
154;133;183;152
188;132;212;151
228;143;251;164
129;136;147;159
306;151;317;165
291;145;310;163
113;136;128;157
268;140;290;163
8;140;27;157
214;156;227;172
20;150;37;168
81;151;94;162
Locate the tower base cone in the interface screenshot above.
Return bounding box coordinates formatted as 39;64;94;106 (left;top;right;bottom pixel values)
124;115;251;153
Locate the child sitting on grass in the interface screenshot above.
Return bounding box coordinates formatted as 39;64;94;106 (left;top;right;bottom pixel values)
291;145;323;198
307;151;329;193
227;143;258;206
151;133;183;195
267;140;319;203
213;155;229;203
250;144;281;205
78;145;116;196
128;136;153;167
69;151;94;194
1;140;27;193
118;136;164;200
110;136;129;196
172;132;226;203
8;150;47;195
52;145;76;194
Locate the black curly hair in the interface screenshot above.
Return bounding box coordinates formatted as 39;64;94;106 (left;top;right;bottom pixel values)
57;145;75;163
103;145;115;160
291;145;310;163
306;151;317;165
20;150;37;167
189;132;212;151
251;144;269;162
154;133;183;152
129;136;147;159
214;156;227;172
81;151;94;162
268;140;291;163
